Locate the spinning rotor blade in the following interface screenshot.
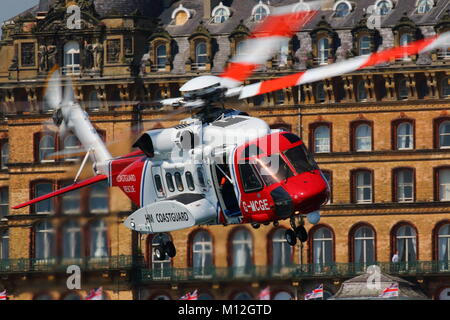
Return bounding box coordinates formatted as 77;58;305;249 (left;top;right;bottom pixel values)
220;1;321;88
63;76;75;106
235;31;450;99
44;67;62;111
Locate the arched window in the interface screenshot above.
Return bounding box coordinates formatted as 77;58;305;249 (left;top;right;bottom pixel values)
88;90;100;111
0;229;8;260
1;142;9;169
63;135;80;161
39;135;55;162
376;0;393;15
312;227;334;272
313;125;331;153
63;41;80;75
89;220;108;258
318;38;330;65
198;292;213;300
334;1;351;17
34;182;53;214
357;80;367;101
441;78;450;97
156;44;167;70
62;220;82;260
61;181;81;214
195;41;208;70
231;228;253;276
35;221;55;260
152;293;171;300
151;235;172;279
353;170;373;203
0;187;8;218
394;225;417;264
437;224;450;270
437;168;450;201
355;124;372;151
359;36;371;55
233;292;252;300
400;33;413;61
192;230;213;276
172;4;190;26
439;121;450;148
252;3;269;22
212;3;230;23
394;168;414;202
271;228;293;274
353;226;375;267
90;181;109;214
273;291;292;300
396;122;413;150
398;78;409;100
417;0;433;14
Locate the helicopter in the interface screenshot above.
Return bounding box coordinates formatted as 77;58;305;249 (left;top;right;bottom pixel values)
13;2;450;261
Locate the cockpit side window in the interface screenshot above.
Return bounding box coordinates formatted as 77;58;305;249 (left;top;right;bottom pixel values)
284;144;318;174
283;133;301;144
253;154;293;186
238;163;263;193
242;144;264;159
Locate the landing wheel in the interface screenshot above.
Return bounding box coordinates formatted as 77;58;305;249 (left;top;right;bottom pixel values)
285;229;297;246
154;245;166;261
164;241;177;258
295;226;308;243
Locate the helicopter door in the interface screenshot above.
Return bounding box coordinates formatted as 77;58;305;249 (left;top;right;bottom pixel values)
151;166;165;198
211;163;240;218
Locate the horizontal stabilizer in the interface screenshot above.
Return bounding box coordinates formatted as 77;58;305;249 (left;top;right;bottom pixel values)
13;175;108;209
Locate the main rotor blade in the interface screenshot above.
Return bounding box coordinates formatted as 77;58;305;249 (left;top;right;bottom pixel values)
220;1;321;88
234;31;450;99
63;76;75;106
44;68;62;110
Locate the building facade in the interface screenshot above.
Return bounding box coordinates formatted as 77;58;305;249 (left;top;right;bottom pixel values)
0;0;449;300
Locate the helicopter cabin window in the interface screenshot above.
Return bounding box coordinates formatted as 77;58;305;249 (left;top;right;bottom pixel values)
186;172;195;191
174;172;184;192
284;144;319;175
253;155;293;186
238;163;263;193
154;174;164;197
197;167;206;188
165;173;175;192
243;144;263;158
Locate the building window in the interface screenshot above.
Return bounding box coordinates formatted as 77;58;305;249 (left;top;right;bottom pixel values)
437;223;450;270
394;224;417;263
376;0;393;15
155;44;167;71
252;3;269;22
33;182;53;214
62;220;82;260
273;291;293;300
231;228;253;276
61;181;81;215
34;293;53;300
439;120;450;148
312;125;331;153
353;170;373;203
1;142;9;169
172;4;190;25
437;168;450;201
441;78;450;97
0;229;8;260
353;123;372;151
212;3;230;23
398;78;409;100
394;168;414;202
0;187;7;219
63;41;80;75
151;235;172;279
359;36;372;55
233;292;253;300
312;226;334;272
63;293;81;300
316;82;326;103
400;33;413;61
63;135;80;161
106;39;121;64
35;221;55;260
38;134;56;162
87;90;100;111
395;121;414;150
192;230;213;276
318;37;330;65
21;42;35;67
352;225;375;266
357;80;367;101
271;228;293;274
334;1;351;17
90;181;109;214
195;41;208;70
89;220;108;258
417;0;433;14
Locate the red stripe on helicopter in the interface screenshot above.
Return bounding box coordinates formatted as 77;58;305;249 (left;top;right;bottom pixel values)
13;175;108;209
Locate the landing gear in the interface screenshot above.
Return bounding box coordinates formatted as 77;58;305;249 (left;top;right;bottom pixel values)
295;226;308;243
284;229;297;246
153;233;177;260
285;216;308;246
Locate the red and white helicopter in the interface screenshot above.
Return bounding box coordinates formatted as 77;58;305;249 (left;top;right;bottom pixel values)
13;2;450;260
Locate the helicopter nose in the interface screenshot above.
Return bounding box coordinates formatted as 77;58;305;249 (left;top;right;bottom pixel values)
286;172;329;214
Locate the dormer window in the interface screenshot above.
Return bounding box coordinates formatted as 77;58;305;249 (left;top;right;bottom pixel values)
359;36;372;55
212;2;231;24
416;0;433;14
375;0;393;16
318;37;330;65
172;4;191;26
400;33;413;61
252;1;270;22
334;1;351;18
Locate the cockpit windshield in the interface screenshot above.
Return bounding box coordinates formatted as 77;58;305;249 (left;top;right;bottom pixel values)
253;154;293;186
283;144;318;174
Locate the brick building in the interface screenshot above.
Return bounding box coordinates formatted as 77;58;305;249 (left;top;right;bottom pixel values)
0;0;449;300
